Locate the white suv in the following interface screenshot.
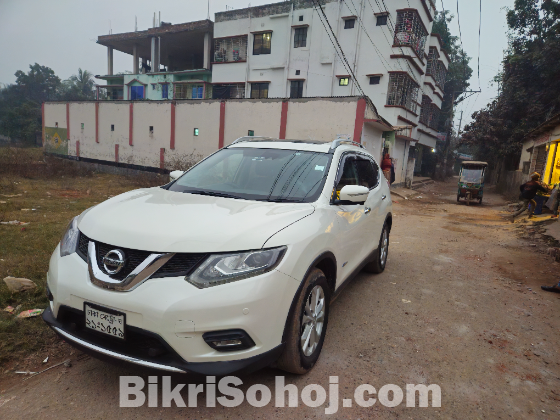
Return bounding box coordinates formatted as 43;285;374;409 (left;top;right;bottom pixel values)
43;137;392;375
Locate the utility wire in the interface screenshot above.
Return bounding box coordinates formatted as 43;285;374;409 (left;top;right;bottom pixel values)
477;0;482;89
311;0;367;98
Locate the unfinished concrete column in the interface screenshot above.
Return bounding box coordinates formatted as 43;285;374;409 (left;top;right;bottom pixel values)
133;44;139;74
203;32;211;69
107;47;114;75
151;37;157;72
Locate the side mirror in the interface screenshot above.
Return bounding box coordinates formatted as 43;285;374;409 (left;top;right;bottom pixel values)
339;185;370;203
169;170;185;182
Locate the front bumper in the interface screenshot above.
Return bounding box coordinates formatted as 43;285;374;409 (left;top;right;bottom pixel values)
43;307;284;375
45;246;300;374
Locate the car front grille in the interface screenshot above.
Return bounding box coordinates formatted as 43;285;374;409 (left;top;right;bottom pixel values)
77;232;207;280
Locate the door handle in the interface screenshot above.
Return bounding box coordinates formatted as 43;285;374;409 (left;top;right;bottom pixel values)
364;207;371;214
381;195;387;200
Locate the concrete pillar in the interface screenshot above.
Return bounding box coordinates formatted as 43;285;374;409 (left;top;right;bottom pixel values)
141;58;147;74
133;44;139;74
157;37;161;71
203;32;211;69
151;37;157;72
107;47;114;76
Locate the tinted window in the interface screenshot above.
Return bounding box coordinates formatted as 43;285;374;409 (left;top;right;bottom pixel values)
355;158;378;188
169;148;332;203
253;33;272;55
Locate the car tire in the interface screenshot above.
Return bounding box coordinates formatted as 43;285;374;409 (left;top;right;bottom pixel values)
364;223;389;274
277;268;330;374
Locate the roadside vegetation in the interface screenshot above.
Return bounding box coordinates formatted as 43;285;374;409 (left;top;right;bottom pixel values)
0;147;166;364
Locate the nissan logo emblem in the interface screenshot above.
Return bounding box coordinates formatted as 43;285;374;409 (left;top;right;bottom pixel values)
102;249;126;274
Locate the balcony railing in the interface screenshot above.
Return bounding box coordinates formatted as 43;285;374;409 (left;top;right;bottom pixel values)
394;10;428;58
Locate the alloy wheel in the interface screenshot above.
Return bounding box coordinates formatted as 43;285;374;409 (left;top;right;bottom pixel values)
300;285;326;356
379;228;388;267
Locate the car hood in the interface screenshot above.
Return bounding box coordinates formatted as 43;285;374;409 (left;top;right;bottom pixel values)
78;187;315;253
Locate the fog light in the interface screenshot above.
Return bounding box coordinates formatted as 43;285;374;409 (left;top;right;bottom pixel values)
203;329;255;352
212;339;243;348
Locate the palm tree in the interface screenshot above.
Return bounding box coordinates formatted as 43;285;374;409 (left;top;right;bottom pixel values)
63;68;95;100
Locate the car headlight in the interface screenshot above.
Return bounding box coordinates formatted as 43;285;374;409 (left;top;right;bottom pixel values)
186;246;287;288
60;216;79;257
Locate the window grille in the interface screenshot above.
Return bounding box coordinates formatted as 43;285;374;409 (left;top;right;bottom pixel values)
253;32;272;55
214;36;248;62
290;80;304;98
435;61;447;90
250;83;269;99
212;83;246;99
428;104;440;130
426;47;439;76
294;27;307;48
419;95;431;126
386;73;419;113
173;83;211;100
393;10;428;57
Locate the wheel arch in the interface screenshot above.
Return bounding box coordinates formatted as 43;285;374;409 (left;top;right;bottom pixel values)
281;252;337;343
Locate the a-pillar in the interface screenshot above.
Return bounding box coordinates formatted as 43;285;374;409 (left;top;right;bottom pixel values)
107;47;114;76
132;44;139;74
203;32;211;69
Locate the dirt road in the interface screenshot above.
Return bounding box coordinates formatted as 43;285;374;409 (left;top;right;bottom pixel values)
2;179;560;419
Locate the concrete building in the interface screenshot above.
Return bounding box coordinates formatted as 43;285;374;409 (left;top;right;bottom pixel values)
211;0;448;175
95;20;213;101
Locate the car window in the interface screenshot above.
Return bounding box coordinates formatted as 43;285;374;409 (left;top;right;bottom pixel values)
336;155;360;190
355;158;378;189
168;147;332;203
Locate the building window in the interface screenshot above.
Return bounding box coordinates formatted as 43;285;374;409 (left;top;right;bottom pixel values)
428;104;440;130
212;83;246;99
162;83;169;99
294;27;307;48
111;124;115;132
344;19;355;29
394;10;428;57
174;83;208;99
339;77;349;86
290;80;304;98
376;15;388;26
295;70;300;75
386;73;419;113
214;36;248;62
248;130;255;136
299;15;304;21
81;123;84;130
426;47;439;76
250;83;269;99
369;76;381;85
253;32;272;55
149;126;154;134
419;95;431;126
194;128;199;136
130;85;144;100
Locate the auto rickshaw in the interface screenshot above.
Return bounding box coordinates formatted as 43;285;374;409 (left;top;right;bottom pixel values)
457;161;488;205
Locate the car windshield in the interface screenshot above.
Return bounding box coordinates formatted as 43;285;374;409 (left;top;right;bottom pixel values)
460;168;484;183
168;147;332;202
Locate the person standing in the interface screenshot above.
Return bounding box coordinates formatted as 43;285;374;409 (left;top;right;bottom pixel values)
511;172;549;222
381;153;392;184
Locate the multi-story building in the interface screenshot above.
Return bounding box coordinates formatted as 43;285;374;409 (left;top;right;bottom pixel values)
212;0;448;175
95;20;214;101
92;0;449;184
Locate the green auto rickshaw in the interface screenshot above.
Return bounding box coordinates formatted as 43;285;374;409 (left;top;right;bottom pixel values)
457;161;488;205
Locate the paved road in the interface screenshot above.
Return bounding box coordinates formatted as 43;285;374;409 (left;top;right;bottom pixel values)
2;179;560;419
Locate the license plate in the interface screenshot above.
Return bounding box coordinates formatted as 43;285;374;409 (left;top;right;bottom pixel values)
84;303;125;340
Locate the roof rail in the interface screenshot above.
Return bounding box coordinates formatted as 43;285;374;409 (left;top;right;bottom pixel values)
330;138;365;150
230;136;276;145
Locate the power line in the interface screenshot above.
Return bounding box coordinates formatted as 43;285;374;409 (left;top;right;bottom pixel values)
311;0;367;98
477;0;482;89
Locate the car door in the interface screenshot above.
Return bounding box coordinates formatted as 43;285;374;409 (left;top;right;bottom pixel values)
355;155;386;260
331;153;373;285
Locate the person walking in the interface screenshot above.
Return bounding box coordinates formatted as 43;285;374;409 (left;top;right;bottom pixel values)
511;172;549;222
381;153;392;184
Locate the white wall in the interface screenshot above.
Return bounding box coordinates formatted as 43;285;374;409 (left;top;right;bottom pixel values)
45;97;383;170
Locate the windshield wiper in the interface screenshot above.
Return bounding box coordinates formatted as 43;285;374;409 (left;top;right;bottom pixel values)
184;190;240;199
267;197;301;203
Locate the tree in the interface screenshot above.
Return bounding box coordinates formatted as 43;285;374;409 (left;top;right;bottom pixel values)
460;0;560;168
61;68;96;101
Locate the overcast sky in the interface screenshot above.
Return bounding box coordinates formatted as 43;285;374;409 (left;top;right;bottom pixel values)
0;0;513;126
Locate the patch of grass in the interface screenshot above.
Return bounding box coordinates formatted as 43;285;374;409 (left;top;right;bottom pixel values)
0;147;167;364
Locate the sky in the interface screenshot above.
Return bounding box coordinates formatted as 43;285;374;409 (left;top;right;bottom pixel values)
0;0;514;127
